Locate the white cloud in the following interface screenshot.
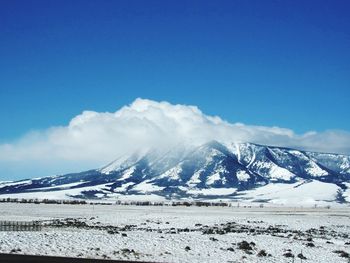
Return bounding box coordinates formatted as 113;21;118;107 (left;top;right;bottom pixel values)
1;98;350;179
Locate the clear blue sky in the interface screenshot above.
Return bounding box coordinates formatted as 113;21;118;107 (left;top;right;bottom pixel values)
0;0;349;142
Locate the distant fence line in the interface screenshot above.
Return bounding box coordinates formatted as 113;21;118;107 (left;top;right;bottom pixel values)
0;197;333;209
0;198;88;205
0;221;42;231
0;197;237;207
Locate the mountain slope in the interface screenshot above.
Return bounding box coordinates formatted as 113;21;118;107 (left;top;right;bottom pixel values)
1;141;349;205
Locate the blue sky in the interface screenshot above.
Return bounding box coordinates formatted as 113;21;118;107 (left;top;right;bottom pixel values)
0;1;350;180
1;0;349;140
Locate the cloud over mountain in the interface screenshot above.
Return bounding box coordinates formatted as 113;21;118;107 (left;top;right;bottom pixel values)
1;98;350;179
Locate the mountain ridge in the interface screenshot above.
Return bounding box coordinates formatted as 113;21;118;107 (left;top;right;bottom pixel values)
1;141;349;205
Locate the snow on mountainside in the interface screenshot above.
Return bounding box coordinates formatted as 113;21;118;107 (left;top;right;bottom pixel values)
0;141;350;205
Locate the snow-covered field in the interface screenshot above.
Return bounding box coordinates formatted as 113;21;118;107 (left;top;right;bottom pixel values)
0;203;349;262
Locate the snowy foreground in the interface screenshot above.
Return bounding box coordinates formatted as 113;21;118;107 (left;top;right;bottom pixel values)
0;203;349;263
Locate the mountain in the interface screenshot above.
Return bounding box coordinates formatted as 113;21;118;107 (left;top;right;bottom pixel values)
1;141;350;205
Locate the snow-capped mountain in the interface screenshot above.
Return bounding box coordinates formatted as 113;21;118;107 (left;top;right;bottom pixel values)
1;141;350;205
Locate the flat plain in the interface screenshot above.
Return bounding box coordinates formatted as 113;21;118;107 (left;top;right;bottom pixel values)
0;203;349;262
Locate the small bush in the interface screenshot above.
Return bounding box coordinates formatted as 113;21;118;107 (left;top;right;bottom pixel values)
283;252;294;258
257;250;267;257
333;250;349;258
297;253;307;260
238;241;253;250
